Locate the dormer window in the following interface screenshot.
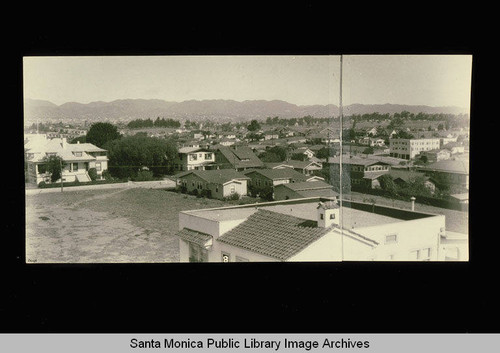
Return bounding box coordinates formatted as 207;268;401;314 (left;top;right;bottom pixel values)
73;152;82;157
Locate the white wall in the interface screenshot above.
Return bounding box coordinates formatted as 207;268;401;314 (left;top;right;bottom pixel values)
350;215;445;261
288;231;343;262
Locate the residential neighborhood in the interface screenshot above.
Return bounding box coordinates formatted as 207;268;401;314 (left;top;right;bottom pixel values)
24;108;470;263
23;55;471;264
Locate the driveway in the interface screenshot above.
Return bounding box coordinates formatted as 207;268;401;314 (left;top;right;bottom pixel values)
25;178;176;195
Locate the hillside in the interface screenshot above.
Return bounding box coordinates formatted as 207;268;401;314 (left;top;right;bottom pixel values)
23;98;468;121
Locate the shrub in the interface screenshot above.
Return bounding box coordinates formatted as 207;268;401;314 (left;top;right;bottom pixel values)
132;170;154;181
188;189;199;197
228;192;240;201
200;189;212;198
102;170;112;180
38;181;47;188
88;168;98;181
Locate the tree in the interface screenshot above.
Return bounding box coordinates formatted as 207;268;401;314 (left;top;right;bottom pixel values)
394;130;414;139
378;174;398;196
86;122;121;148
247;119;261;132
41;155;66;182
104;135;178;179
362;147;374;155
88;168;98;181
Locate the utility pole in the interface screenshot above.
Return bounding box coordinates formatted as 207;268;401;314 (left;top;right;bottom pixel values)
60;158;64;192
339;55;344;260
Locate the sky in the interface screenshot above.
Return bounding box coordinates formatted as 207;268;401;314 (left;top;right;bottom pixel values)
23;55;472;110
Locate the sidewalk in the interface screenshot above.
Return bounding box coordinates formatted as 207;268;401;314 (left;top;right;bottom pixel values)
25;179;176;196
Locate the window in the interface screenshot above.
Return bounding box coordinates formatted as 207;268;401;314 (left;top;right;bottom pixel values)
410;249;421;260
95;162;101;171
189;243;208;262
189;154;197;161
230;185;235;194
320;213;324;220
385;234;397;244
73;152;82;157
221;252;230;263
329;213;335;220
73;163;78;171
205;153;212;160
421;248;431;260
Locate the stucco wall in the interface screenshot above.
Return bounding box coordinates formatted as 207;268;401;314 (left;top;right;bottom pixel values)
349;215;445;261
288;231;343;262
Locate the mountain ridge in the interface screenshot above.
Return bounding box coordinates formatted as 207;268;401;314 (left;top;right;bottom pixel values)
24;98;469;121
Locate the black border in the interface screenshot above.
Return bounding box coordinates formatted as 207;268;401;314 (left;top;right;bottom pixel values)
4;4;496;334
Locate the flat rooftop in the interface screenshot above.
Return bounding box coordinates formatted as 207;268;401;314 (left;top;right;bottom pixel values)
185;199;404;229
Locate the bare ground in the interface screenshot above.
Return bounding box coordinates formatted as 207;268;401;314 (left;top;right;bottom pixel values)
25;188;226;263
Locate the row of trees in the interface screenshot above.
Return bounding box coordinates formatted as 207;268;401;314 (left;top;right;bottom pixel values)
42;123;179;183
265;115;334;127
127;117;181;129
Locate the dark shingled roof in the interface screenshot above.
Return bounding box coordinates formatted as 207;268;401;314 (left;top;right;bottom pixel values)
243;168;309;181
177;228;213;246
175;169;249;184
217;209;334;261
277;180;333;191
217;146;264;169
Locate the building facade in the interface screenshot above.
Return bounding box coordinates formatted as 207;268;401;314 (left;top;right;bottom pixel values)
25;136;108;185
173;147;216;172
389;138;440;160
176;197;446;262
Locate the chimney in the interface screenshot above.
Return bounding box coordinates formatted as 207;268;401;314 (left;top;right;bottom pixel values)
410;196;416;211
317;200;340;228
61;137;66;149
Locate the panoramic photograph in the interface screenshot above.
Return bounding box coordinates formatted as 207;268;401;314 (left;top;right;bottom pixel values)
23;55;471;263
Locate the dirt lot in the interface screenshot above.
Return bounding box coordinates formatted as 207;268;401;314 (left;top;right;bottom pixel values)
25;186;468;263
25;188;226;263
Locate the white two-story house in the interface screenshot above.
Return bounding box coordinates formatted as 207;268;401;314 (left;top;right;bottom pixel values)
173;147;217;172
25;136;109;185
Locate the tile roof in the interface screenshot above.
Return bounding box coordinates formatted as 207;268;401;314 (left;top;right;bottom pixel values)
177;228;213;246
217;209;335;261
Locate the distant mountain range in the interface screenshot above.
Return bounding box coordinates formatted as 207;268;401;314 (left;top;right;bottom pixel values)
24;98;468;122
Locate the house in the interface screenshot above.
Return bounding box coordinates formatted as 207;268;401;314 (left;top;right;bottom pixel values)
366;127;378;136
370;138;386;147
327;156;391;189
214;146;264;171
264;160;323;176
177;196;446;262
419;149;451;163
417;159;469;190
389;169;436;194
389;138;441;160
25;136;109;185
263;131;279;140
295;147;315;159
175;169;249;200
274;181;338;201
173;147;217;172
218;138;236;146
243;168;310;188
443;142;465;155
